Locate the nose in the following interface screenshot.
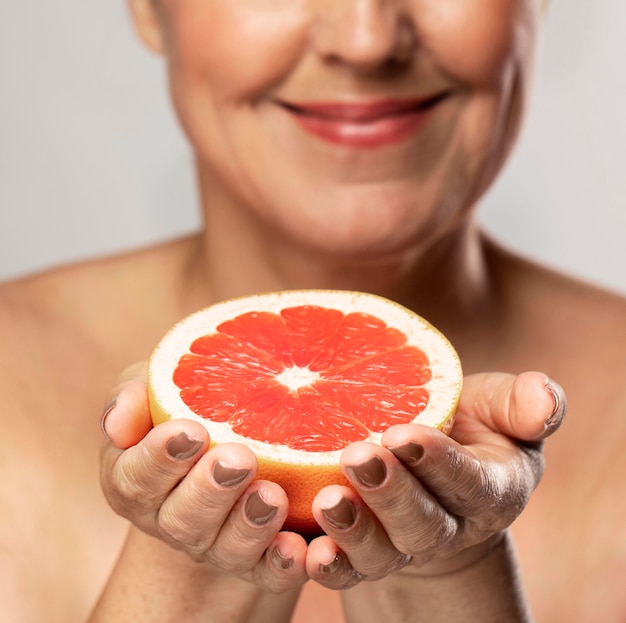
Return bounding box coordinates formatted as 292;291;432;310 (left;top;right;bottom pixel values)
312;0;416;72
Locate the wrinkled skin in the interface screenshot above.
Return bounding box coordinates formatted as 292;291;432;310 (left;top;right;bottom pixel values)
100;366;563;593
4;0;626;620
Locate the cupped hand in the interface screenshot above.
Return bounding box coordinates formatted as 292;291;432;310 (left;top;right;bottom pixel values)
99;363;309;593
307;371;566;589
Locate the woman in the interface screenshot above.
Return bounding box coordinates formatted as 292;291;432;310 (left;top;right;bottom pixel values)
1;0;625;621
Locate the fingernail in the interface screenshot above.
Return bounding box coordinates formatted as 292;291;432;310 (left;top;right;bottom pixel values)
271;547;294;570
389;442;424;465
100;399;117;440
166;432;204;460
348;456;387;487
212;461;250;487
322;497;357;530
544;379;567;431
245;491;278;526
319;553;342;575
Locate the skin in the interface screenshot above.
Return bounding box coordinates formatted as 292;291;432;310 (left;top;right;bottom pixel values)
1;0;625;621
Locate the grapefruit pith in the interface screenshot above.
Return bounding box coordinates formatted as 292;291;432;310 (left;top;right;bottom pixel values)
148;290;463;535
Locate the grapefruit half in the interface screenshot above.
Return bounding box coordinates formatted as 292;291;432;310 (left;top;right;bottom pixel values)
148;290;462;535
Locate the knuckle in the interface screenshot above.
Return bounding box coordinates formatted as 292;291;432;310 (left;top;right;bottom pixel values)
442;450;485;508
397;506;458;556
262;582;294;595
208;541;255;574
156;505;197;545
260;570;306;594
115;468;158;509
317;568;365;591
101;465;145;517
343;568;367;588
117;446;180;509
469;461;530;531
361;552;411;581
382;552;413;578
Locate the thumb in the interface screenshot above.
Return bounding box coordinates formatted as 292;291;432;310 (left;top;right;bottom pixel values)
101;361;153;449
456;371;567;442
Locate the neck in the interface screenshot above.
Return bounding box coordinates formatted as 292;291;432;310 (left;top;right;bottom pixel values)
185;174;501;362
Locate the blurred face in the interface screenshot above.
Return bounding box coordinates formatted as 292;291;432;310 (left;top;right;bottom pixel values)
130;0;543;259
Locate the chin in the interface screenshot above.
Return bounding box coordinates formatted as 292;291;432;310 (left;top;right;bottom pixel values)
297;199;446;257
283;220;433;264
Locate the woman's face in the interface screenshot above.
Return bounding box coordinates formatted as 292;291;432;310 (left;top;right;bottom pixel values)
130;0;543;259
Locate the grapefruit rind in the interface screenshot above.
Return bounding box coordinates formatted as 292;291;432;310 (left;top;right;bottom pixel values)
147;289;462;534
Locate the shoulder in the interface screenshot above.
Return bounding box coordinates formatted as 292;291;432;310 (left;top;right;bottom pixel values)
486;237;626;353
508;250;626;412
0;234;203;426
0;235;198;359
0;266;134;622
484;237;626;459
492;246;626;619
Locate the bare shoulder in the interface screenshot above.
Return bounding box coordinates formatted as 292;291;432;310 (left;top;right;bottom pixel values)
0;238;198;621
0;235;199;368
492;246;626;621
0;235;201;466
497;245;626;454
0;265;124;621
487;239;626;377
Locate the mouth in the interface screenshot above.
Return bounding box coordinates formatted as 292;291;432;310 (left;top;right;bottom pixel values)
276;93;449;148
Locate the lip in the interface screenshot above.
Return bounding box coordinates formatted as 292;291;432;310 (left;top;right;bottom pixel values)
277;94;448;148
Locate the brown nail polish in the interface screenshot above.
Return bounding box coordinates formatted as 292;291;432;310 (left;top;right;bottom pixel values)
389;442;424;465
100;399;117;440
348;456;386;487
322;497;356;530
271;547;294;570
544;379;567;430
166;432;204;460
245;491;278;525
319;553;342;575
212;461;250;487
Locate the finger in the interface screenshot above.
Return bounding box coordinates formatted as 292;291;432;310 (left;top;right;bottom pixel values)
339;443;459;564
100;418;209;530
312;484;412;581
306;534;364;590
453;371;567;443
252;531;309;593
204;481;290;573
387;425;534;528
156;442;258;558
101;362;152;449
192;481;310;592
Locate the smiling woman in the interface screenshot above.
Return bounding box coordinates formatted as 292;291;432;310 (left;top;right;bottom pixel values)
1;1;625;623
127;0;535;263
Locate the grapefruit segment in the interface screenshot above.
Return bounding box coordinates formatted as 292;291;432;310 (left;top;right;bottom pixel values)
280;305;345;367
148;289;463;535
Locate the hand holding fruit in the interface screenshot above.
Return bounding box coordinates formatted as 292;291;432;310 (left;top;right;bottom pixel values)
100;292;565;595
100;364;565;592
306;371;566;589
100;371;310;593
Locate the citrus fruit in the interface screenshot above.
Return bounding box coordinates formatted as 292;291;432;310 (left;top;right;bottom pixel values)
148;289;462;535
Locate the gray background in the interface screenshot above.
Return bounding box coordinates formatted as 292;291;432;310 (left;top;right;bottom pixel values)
1;2;625;294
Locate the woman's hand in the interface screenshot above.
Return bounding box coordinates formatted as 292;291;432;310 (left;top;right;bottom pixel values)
99;365;565;594
99;363;309;594
306;371;566;589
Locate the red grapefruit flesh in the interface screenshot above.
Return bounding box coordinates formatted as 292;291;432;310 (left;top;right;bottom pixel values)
148;290;462;535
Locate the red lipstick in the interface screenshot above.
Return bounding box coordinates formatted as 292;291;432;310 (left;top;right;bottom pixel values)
279;95;446;148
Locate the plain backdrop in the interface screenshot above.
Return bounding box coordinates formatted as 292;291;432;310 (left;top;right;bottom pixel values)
1;1;625;294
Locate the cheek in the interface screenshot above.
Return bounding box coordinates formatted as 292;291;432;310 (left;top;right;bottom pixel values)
419;0;540;86
164;3;309;100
